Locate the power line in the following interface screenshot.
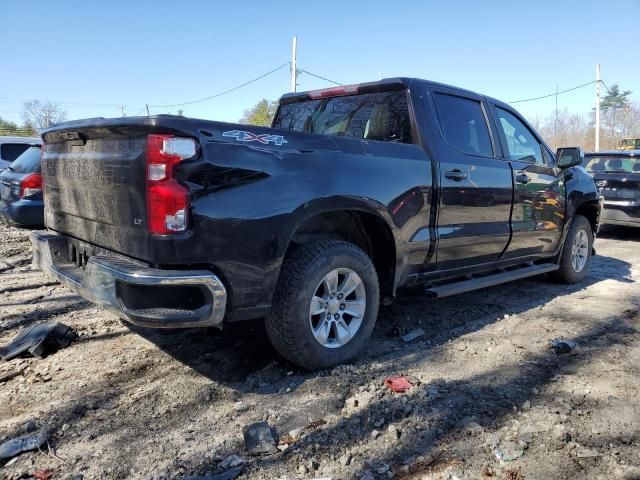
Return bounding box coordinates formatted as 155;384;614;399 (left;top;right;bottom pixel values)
508;81;596;104
0;62;291;112
131;105;148;117
298;69;342;86
150;62;290;108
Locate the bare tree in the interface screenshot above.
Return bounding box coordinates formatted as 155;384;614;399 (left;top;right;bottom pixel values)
22;100;67;131
530;102;640;152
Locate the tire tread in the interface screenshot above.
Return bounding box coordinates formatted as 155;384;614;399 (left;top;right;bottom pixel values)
265;240;378;370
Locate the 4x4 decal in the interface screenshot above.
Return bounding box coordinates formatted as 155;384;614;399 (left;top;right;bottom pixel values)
222;130;288;146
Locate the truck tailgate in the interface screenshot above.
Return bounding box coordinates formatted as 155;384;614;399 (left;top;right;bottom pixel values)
42;132;150;260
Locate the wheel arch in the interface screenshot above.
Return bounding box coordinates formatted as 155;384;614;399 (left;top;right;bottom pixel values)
574;200;600;234
280;203;398;302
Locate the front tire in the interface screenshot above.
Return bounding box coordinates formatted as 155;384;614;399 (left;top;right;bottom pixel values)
550;215;593;284
266;240;380;371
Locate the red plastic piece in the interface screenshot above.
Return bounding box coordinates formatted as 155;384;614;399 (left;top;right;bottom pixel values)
32;469;52;480
384;376;412;393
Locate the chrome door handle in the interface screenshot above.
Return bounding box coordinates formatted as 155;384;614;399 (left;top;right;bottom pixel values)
444;169;468;181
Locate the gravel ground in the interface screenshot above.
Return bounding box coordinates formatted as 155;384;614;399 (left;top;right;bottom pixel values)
0;223;639;480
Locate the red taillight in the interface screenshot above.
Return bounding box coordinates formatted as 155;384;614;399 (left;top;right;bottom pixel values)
146;134;196;235
308;84;359;99
19;173;43;198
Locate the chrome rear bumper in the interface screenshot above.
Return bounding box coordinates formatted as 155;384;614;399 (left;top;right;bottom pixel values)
30;230;227;328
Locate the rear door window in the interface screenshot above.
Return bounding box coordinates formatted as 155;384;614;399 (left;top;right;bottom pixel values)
273;91;413;143
1;143;31;162
9;146;41;173
432;93;493;157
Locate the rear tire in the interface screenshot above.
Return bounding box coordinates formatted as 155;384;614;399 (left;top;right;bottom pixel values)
266;240;379;371
549;215;593;284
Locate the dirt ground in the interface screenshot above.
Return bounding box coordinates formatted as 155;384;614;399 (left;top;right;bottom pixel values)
0;223;639;480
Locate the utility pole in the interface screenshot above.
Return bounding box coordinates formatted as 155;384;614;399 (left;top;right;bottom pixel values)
290;36;297;92
119;105;126;117
595;63;601;152
145;104;150;116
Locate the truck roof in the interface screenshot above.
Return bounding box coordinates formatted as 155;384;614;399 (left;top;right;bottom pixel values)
280;77;509;107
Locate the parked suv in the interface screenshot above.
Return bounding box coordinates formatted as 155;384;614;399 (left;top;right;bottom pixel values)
584;149;640;227
31;78;600;370
0;136;41;171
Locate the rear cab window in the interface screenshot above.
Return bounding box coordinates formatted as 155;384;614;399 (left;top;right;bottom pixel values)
9;146;41;173
1;143;31;162
432;93;494;157
273;91;413;144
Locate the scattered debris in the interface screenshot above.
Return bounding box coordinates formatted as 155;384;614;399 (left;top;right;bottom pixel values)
0;322;75;361
181;469;243;480
503;468;525;480
181;455;245;479
233;401;248;412
278;427;305;445
493;441;524;464
481;465;495;477
4;457;20;467
279;419;326;446
0;431;48;462
32;469;53;480
307;459;320;471
218;455;245;470
305;418;327;430
549;339;577;354
401;328;425;342
384;376;413;393
576;448;600;458
388;325;402;337
387;424;401;439
0;258;13;273
395;455;441;479
0;368;23;383
288;427;304;440
242;421;277;455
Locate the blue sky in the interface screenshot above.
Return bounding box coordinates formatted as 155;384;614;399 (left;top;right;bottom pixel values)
1;0;638;125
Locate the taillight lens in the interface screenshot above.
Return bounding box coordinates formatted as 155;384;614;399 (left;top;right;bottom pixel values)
19;173;43;198
146;134;196;234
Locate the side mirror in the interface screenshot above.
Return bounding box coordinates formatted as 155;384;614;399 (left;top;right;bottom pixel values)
556;147;584;168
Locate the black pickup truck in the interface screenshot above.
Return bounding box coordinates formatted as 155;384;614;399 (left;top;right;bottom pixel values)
32;78;601;370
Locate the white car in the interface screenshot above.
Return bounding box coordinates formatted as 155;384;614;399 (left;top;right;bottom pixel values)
0;136;42;171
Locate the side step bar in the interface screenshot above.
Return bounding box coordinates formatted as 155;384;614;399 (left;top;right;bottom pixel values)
425;263;559;299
